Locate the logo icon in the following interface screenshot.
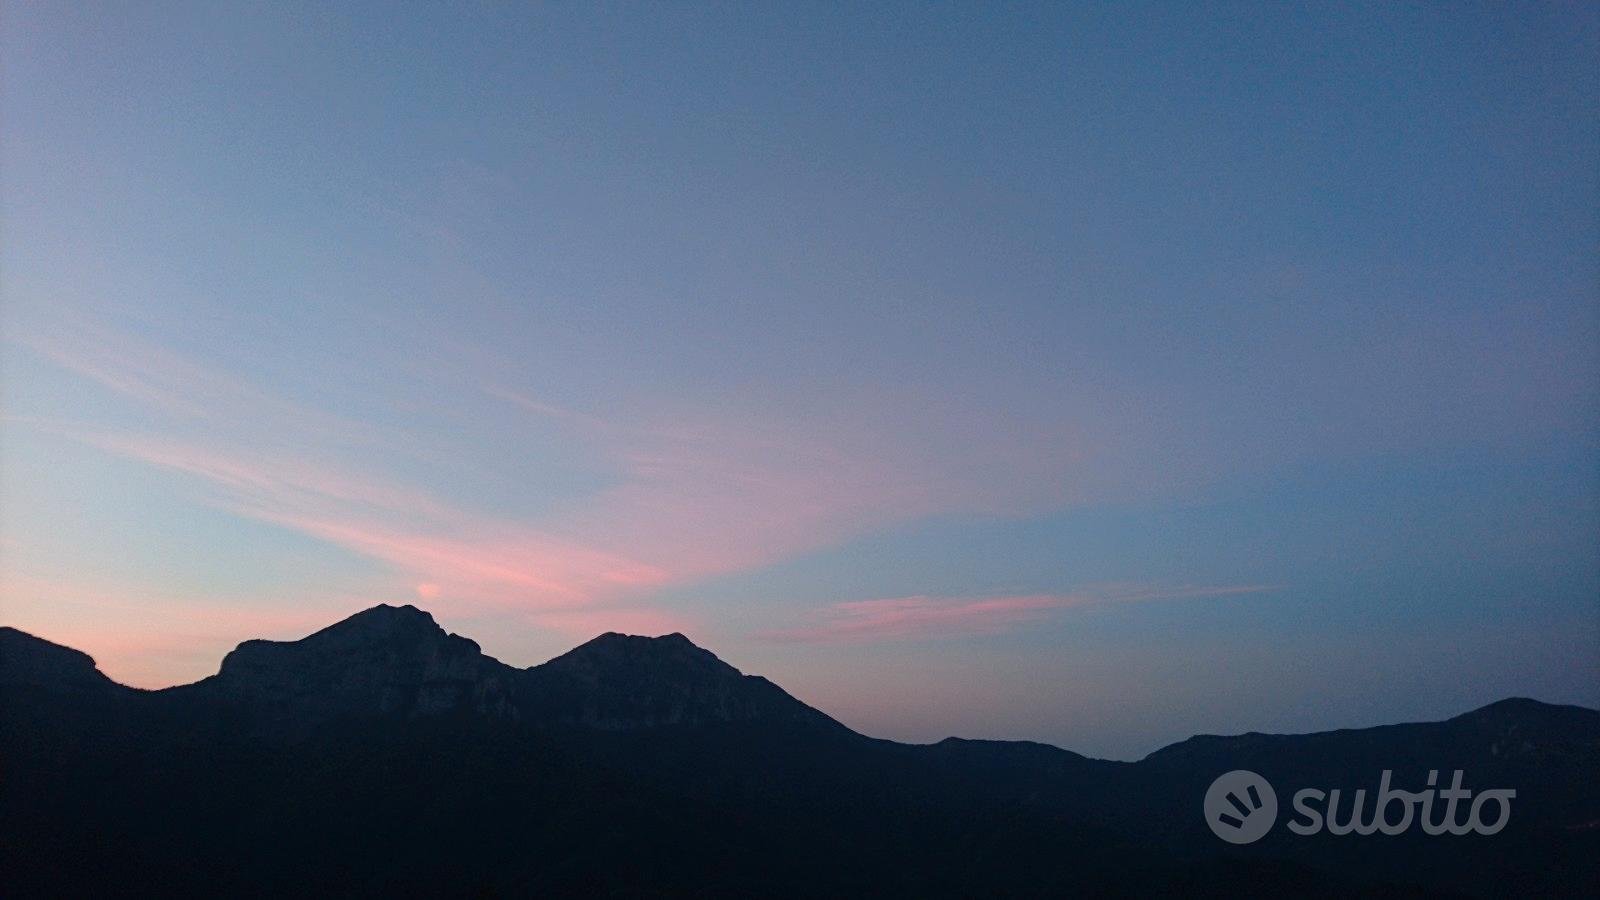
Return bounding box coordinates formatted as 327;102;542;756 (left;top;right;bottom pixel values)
1204;769;1278;844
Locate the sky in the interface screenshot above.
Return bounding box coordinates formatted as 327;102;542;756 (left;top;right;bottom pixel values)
2;2;1596;759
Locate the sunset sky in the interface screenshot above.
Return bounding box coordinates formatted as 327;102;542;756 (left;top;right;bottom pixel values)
3;3;1596;758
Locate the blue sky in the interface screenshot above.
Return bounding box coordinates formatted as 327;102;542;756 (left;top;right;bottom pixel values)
3;2;1596;758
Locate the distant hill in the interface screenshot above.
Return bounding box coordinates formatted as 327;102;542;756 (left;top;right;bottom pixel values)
2;606;1595;898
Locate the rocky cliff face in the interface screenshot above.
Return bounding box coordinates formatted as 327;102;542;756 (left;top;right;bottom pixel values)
526;631;841;729
186;604;841;732
209;604;520;719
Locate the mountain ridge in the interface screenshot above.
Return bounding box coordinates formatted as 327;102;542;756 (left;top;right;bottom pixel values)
3;604;1597;898
2;604;1593;757
1;605;844;733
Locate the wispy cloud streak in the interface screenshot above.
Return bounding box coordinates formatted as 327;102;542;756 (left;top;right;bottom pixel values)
757;584;1282;643
10;315;1208;650
11;321;677;625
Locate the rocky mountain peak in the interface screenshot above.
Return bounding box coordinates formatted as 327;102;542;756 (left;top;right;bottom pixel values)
212;604;515;718
4;610;845;733
308;602;444;642
526;630;840;730
542;631;733;680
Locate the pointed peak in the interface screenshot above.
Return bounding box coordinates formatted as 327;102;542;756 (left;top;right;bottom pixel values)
220;604;463;672
213;604;497;707
545;630;728;676
573;630;706;652
308;603;444;641
343;603;437;625
527;629;842;731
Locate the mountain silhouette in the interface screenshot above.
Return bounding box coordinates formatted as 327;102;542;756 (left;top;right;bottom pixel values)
0;626;123;690
160;604;844;731
200;604;520;722
2;606;1595;898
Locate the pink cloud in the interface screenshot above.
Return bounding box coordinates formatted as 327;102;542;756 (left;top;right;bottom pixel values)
249;511;671;607
15;317;1235;663
32;424;675;612
491;388;952;579
24;321;942;612
758;584;1282;644
22;319;1128;616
